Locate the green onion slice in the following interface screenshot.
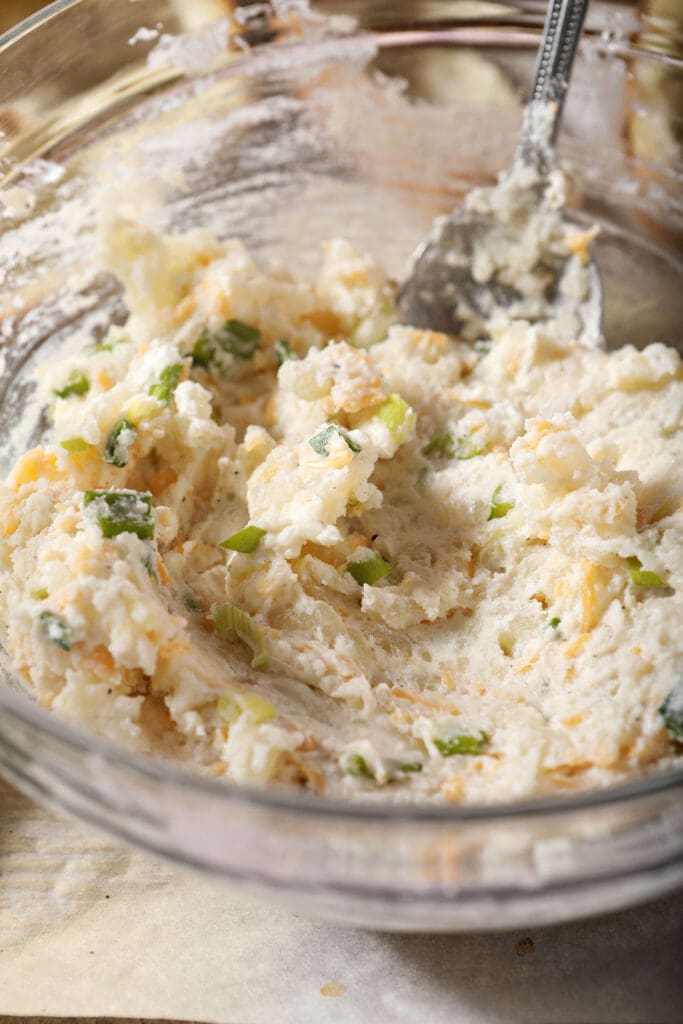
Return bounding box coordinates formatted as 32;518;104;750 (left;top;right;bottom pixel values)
220;525;266;553
149;363;183;404
456;437;489;460
30;588;49;601
104;418;137;468
628;557;666;588
192;320;261;367
659;692;683;741
375;394;415;445
60;438;94;454
422;432;488;460
54;371;89;400
398;761;423;774
182;589;200;613
142;551;158;581
39;611;72;651
240;692;276;723
83;489;154;540
274;338;297;367
422;433;455;459
348;554;392;586
93;336;129;354
488;485;515;521
310;424;361;457
549;617;561;630
214;603;269;670
220;320;261;358
191;332;214;368
434;732;488;757
216;693;241;723
217;691;275;725
343;754;375;780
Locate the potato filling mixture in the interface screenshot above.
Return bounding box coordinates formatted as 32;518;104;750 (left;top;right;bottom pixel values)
0;220;682;803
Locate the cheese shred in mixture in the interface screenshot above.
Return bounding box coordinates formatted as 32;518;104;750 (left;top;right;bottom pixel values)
0;219;681;804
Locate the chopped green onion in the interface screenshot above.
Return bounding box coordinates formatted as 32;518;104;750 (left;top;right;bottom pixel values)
39;610;72;651
217;691;276;725
191;332;214;368
488;485;515;521
238;692;276;723
549;617;561;630
310;424;361;457
348;553;392;586
398;761;423;773
182;589;200;613
192;320;261;367
274;338;297;367
341;429;362;453
220;320;261;358
83;489;154;540
422;433;455;459
434;732;488;757
214;603;269;670
124;396;163;425
659;692;683;741
628;557;666;588
217;693;241;722
93;336;129;354
54;371;89;400
422;432;489;461
149;363;183;404
456;437;489;460
375;394;415;445
60;438;94;455
343;753;375;780
220;525;266;553
104;418;137;468
142;551;158;580
30;588;49;600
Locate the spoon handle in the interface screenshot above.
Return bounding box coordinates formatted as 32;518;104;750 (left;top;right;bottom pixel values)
515;0;590;172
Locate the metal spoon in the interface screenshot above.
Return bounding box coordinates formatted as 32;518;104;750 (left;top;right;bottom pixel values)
398;0;602;346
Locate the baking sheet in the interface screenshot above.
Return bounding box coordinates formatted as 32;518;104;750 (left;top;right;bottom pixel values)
1;777;682;1024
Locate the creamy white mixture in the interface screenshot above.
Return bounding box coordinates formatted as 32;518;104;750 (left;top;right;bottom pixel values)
0;216;681;803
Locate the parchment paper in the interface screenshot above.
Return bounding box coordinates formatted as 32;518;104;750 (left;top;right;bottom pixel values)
1;777;682;1024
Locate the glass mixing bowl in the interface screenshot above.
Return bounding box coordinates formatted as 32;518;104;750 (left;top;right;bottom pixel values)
0;0;682;931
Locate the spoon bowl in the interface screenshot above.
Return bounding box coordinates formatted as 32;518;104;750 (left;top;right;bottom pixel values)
399;189;604;346
399;0;604;346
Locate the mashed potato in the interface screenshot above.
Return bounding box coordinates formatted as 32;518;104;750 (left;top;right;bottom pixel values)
0;219;681;803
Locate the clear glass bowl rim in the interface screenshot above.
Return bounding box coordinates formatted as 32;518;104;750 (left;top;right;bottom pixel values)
3;660;683;826
3;0;683;66
0;0;681;828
